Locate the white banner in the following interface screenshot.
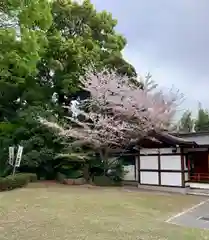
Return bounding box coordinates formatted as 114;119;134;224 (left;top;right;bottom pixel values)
15;146;23;167
9;146;14;166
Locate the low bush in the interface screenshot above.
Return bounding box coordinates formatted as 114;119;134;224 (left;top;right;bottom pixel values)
56;172;66;183
18;173;38;182
0;173;38;192
93;175;122;186
56;172;85;185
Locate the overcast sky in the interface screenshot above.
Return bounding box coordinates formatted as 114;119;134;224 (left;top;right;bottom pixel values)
91;0;209;117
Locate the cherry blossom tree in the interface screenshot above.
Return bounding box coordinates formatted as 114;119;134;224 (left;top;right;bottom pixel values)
39;69;182;171
40;111;134;169
80;69;181;132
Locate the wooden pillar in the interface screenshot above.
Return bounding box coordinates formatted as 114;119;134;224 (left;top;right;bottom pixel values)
181;148;185;187
134;156;137;180
138;151;141;184
158;148;161;185
186;153;190;181
208;148;209;174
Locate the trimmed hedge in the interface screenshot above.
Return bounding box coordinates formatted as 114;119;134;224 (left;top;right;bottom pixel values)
0;173;37;192
20;173;38;183
93;175;122;186
56;172;85;185
56;172;66;183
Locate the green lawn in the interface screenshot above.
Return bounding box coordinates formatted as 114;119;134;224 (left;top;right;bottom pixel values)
0;183;208;240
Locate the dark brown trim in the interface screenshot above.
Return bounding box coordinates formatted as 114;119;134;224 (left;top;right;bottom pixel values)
138;151;141;184
199;145;209;148
181;148;185;187
176;131;209;137
140;154;159;156
139;169;188;173
114;152;139;156
140;153;182;156
122;153;139;156
158;149;161;185
185;153;190;180
208;148;209;174
123;180;137;182
134;156;137;180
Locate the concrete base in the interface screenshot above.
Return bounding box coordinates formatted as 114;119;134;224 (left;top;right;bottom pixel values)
186;188;209;196
185;182;209;196
138;184;187;194
186;182;209;190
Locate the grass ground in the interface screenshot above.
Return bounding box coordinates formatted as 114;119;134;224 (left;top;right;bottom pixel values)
0;183;208;240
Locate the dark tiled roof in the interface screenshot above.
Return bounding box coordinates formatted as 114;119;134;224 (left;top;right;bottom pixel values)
153;131;198;147
174;131;209;137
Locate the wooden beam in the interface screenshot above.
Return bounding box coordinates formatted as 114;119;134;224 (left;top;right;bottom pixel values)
181;148;185;187
138;151;141;184
134;156;137;180
158;149;161;185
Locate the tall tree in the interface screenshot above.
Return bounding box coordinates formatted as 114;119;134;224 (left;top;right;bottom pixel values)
178;110;194;133
0;0;137;120
0;0;52;121
194;105;209;132
0;0;54;176
0;0;138;175
37;0;137;107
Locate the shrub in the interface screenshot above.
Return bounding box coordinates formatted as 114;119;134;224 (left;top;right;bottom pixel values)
0;173;37;191
93;175;122;186
0;174;28;191
56;172;85;185
56;163;84;179
17;173;38;182
56;172;66;183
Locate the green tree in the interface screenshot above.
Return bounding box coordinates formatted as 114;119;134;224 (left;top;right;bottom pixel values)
178;110;194;133
0;0;137;178
0;0;54;177
0;105;66;179
0;0;52;121
194;106;209;132
1;0;137;120
37;0;137;106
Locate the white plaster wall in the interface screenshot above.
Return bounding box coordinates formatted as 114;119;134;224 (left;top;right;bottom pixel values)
185;172;189;181
184;156;188;170
160;155;181;170
140;172;159;185
140;156;158;170
140;148;159;155
161;172;182;186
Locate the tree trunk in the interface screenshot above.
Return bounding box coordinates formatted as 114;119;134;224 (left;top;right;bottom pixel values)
99;149;108;176
83;162;90;183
